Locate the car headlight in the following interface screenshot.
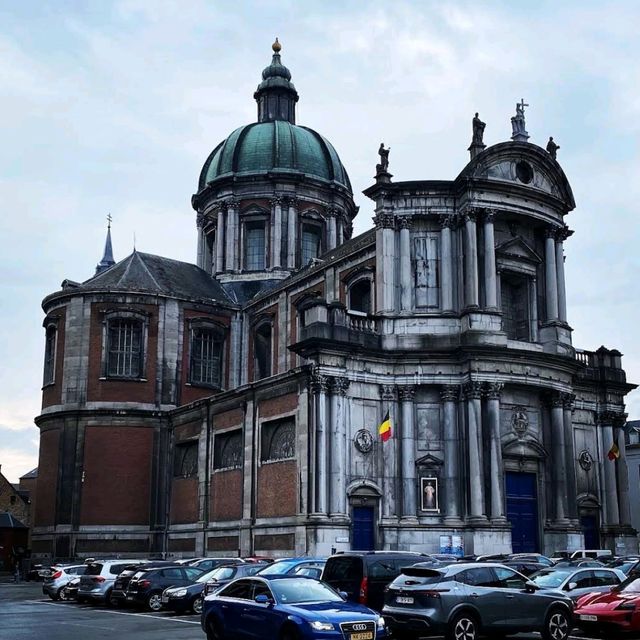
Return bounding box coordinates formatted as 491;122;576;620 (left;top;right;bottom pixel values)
616;602;637;610
173;589;188;598
310;620;335;631
377;616;386;629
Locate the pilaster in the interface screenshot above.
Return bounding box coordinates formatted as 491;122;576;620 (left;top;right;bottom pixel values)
441;385;463;526
464;381;487;523
485;382;506;523
398;385;417;521
399;216;413;312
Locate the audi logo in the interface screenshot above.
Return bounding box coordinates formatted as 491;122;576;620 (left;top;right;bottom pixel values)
352;623;368;631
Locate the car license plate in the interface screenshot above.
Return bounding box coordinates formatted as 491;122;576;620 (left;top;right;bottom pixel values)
579;614;598;622
161;596;169;603
350;633;373;640
397;596;414;604
126;596;133;601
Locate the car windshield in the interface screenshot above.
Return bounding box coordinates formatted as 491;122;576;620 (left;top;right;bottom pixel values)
271;579;343;604
553;551;570;559
620;577;640;593
531;570;571;588
258;561;298;576
207;566;237;582
86;564;103;576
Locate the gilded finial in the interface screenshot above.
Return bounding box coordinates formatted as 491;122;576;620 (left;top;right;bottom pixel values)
272;37;281;53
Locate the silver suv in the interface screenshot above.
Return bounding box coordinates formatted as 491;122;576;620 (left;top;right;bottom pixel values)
383;562;573;640
77;560;133;606
42;565;88;601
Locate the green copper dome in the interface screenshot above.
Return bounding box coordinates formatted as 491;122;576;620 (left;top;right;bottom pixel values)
198;121;352;192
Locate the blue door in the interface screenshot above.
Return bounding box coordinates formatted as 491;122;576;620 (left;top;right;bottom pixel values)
581;515;599;549
352;506;375;550
506;472;539;553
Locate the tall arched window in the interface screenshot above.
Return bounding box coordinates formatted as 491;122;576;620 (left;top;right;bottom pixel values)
254;322;272;380
189;323;225;388
244;221;266;270
348;279;372;315
43;324;57;386
301;224;322;265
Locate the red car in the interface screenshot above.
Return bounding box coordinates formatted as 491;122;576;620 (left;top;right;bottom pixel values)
574;573;640;636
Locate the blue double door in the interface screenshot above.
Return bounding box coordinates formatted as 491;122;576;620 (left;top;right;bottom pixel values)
506;472;540;553
352;506;375;550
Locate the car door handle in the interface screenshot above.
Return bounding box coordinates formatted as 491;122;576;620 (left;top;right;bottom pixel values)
470;593;479;598
221;604;228;609
506;595;515;599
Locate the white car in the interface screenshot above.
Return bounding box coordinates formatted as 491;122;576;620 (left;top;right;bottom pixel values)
42;565;88;601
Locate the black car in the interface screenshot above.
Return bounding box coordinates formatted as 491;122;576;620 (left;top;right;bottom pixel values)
201;563;269;598
322;551;431;612
501;560;549;577
111;561;180;607
187;557;245;573
125;565;205;611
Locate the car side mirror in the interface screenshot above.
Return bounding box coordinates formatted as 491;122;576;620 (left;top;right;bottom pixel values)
525;581;539;593
339;591;348;600
567;582;577;591
255;594;272;605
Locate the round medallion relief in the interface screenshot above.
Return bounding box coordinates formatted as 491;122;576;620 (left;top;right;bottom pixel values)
354;429;374;454
578;450;594;471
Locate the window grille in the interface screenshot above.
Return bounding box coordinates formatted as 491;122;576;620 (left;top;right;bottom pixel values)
261;418;296;462
43;326;57;385
213;430;243;470
107;319;143;377
173;442;198;477
301;226;321;265
190;326;222;387
245;222;266;271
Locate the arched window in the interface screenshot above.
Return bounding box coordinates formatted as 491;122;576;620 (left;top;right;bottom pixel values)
213;429;243;470
189;323;224;388
261;418;296;462
348;279;372;315
301;224;321;265
106;318;144;378
173;441;198;478
43;325;57;386
244;220;267;271
254;322;272;380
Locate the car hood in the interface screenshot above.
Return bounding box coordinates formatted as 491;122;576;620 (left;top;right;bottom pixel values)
576;591;640;612
281;600;378;621
166;583;205;596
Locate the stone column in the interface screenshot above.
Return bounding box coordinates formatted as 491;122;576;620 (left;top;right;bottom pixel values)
555;228;568;323
442;385;462;525
399;385;417;519
545;227;559;321
440;216;454;313
329;376;350;517
311;373;330;516
271;197;282;269
196;213;205;269
530;278;539;342
327;207;337;251
486;382;506;522
562;393;579;523
551;393;569;524
465;381;487;522
483;210;498;309
215;206;225;274
463;211;479;309
374;212;397;314
399;216;412;312
225;200;237;273
287;198;298;269
615;414;631;526
380;384;398;518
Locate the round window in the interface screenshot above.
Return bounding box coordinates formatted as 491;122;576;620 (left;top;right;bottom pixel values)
516;161;534;184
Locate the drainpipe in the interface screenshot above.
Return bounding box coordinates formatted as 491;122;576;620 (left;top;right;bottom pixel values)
203;399;212;555
249;388;257;555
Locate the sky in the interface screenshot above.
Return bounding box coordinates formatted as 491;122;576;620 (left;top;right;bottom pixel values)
1;0;639;483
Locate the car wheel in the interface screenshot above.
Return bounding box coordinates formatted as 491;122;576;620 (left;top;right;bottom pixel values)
191;596;203;615
447;612;478;640
58;588;70;602
147;592;163;612
105;590;117;608
542;608;570;640
206;617;225;640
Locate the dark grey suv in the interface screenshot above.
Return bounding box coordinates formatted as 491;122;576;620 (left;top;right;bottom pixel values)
383;562;573;640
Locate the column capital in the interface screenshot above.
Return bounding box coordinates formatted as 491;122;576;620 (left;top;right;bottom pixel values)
269;195;283;207
555;225;574;242
225;197;239;209
324;205;339;217
440;385;459;402
439;214;456;229
545;225;559;240
483;207;497;223
379;383;397;401
288;196;299;208
485;382;504;399
373;212;396;229
546;391;565;408
561;392;576;410
397;385;416;401
463;380;484;399
461;209;478;224
310;372;331;394
196;212;205;229
329;376;350;396
398;216;413;230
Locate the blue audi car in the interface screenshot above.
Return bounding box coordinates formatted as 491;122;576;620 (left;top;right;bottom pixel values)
201;575;387;639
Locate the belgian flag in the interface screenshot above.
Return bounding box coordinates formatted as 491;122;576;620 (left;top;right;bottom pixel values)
379;410;392;442
607;441;620;461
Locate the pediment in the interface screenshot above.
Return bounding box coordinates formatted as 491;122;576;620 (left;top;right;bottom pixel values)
496;237;542;264
502;435;547;459
415;453;443;467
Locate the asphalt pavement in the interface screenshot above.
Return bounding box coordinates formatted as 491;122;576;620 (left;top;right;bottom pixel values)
0;581;602;640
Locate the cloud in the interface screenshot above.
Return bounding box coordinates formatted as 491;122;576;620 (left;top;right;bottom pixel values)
0;447;38;484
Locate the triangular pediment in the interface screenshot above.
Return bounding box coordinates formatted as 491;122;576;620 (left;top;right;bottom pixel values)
496;237;542;264
415;453;443;467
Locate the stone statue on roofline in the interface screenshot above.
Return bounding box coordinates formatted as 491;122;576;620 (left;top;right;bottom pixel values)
546;136;560;160
511;99;529;142
468;112;486;159
376;142;392;183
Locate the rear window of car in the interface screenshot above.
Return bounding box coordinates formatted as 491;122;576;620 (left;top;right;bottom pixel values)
110;564;131;575
323;556;363;581
86;563;103;576
209;566;237;581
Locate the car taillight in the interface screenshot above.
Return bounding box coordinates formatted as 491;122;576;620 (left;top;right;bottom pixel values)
138;580;151;589
92;576;106;583
51;571;62;580
414;589;450;599
359;577;368;604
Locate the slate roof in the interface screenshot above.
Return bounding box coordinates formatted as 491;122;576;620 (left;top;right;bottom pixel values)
61;252;234;305
0;513;27;529
19;468;38;480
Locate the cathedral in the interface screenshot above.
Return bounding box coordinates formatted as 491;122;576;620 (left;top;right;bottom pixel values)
33;41;637;561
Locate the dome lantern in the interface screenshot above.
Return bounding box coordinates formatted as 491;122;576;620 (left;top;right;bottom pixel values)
254;38;299;124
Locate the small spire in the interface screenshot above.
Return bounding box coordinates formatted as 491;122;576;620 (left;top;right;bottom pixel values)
272;37;281;53
95;214;115;275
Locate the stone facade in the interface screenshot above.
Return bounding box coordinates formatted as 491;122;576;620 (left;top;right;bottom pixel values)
32;45;637;560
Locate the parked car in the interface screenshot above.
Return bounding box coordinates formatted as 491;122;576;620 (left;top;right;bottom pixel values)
574;572;640;636
553;559;605;569
110;561;180;607
203;563;269;597
550;549;613;563
529;566;625;602
508;553;555;567
42;564;89;601
382;562;573;640
605;557;640;576
322;551;431;612
501;560;548;577
77;560;133;606
201;575;388;639
188;557;245;573
257;557;326;578
431;554;461;564
125;565;204;611
60;576;81;601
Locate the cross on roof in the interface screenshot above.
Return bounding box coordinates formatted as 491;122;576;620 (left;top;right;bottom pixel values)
107;213;112;228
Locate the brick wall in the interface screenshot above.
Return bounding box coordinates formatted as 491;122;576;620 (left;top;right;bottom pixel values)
0;473;29;524
170;477;198;524
42;307;66;409
210;469;243;521
34;429;60;527
257;460;297;518
80;426;153;525
259;392;298;419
